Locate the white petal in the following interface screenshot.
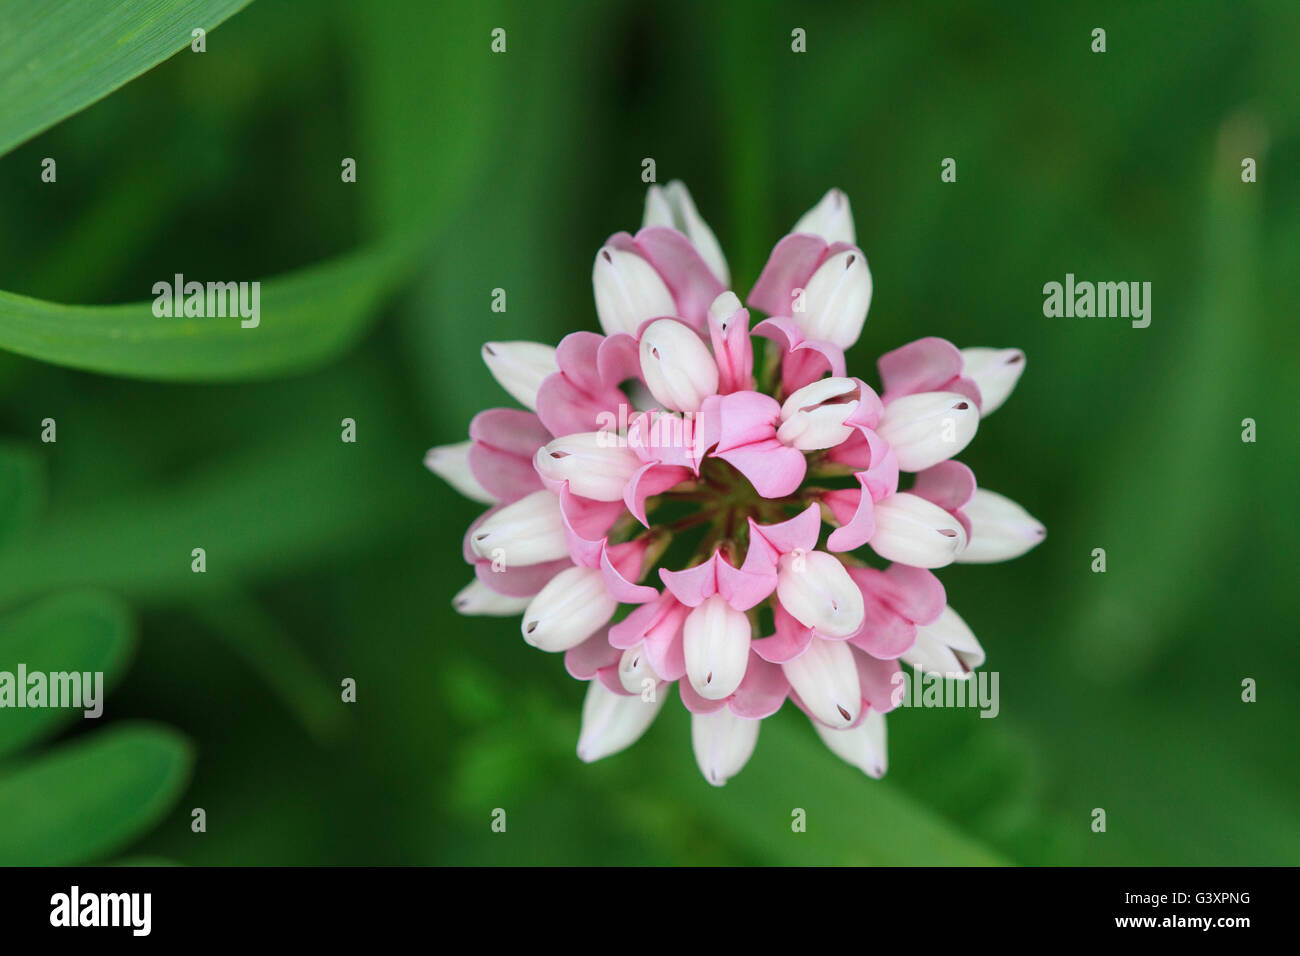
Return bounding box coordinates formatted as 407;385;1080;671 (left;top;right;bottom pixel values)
792;187;856;245
576;680;666;763
481;341;557;410
957;489;1046;563
642;184;674;228
876;391;979;471
682;595;752;700
781;637;861;728
522;566;617;652
534;432;642;501
868;492;967;569
424;441;494;504
960;347;1025;417
664;181;730;287
691;708;760;786
592;247;676;337
797;249;872;350
618;643;661;695
452;579;531;616
639;319;719;413
903;605;984;677
776;551;864;638
814;710;887;778
469;489;568;566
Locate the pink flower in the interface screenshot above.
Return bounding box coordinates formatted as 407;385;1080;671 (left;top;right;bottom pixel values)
427;182;1045;786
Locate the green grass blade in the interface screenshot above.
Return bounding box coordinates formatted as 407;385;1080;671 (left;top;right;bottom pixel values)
0;238;415;380
0;0;254;157
0;590;136;758
0;723;192;865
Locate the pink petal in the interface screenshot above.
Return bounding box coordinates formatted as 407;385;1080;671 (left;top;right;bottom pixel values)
747;233;830;317
911;460;976;513
659;551;773;610
678;679;729;714
467;409;549;502
878;336;964;400
473;557;569;597
600;540;658;604
751;317;846;392
750;603;814;663
861;563;947;626
624;461;692;526
713;440;806;499
728;654;790;719
825;476;876;552
565;629;622;680
707;302;754;394
846;594;917;659
853;650;904;715
743;503;822;574
558;487;626;567
631;226;726;331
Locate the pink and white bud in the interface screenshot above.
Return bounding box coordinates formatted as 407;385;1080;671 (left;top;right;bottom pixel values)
682;595;752;700
639;318;720;413
814;710;887;778
424;441;494;504
960;347;1025;417
521;566;617;652
469;489;568;566
776;377;861;450
691;708;760;786
796;249;872;350
781;636;861;728
792;187;856;245
453;579;531;617
903;605;984;677
869;492;967;568
576;680;666;763
776;550;864;638
592;247;676;337
876;391;979;471
534;431;642;501
481;341;557;411
957;489;1046;563
618;643;661;695
643;180;730;287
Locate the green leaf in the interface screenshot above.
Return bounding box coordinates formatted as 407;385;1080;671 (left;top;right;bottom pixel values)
0;590;136;758
0;442;44;547
0;0;254;158
0;723;192;865
0;239;416;381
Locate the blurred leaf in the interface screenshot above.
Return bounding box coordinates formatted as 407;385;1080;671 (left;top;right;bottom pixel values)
189;592;345;743
0;0;253;157
0;442;43;547
0;239;414;381
0;723;192;865
0;590;135;758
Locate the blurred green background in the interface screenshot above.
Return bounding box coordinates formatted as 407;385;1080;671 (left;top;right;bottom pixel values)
1;0;1297;865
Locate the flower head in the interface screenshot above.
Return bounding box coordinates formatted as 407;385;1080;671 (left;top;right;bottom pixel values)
429;182;1044;785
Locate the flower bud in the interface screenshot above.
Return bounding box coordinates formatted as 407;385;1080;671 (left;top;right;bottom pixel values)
522;566;618;652
960;347;1025;417
796;249;872;349
776;377;861;450
577;680;666;763
957;489;1045;563
452;579;531;617
902;605;984;677
682;595;752;700
639;318;720;413
469;489;568;566
481;341;557;410
424;441;494;504
781;636;861;728
814;710;887;778
792;187;855;245
691;708;760;786
776;550;864;638
876;391;979;471
592;247;676;337
618;643;661;695
534;431;642;501
643;181;729;287
869;492;967;568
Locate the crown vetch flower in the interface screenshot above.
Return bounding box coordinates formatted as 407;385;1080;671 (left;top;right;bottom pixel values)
428;180;1045;786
